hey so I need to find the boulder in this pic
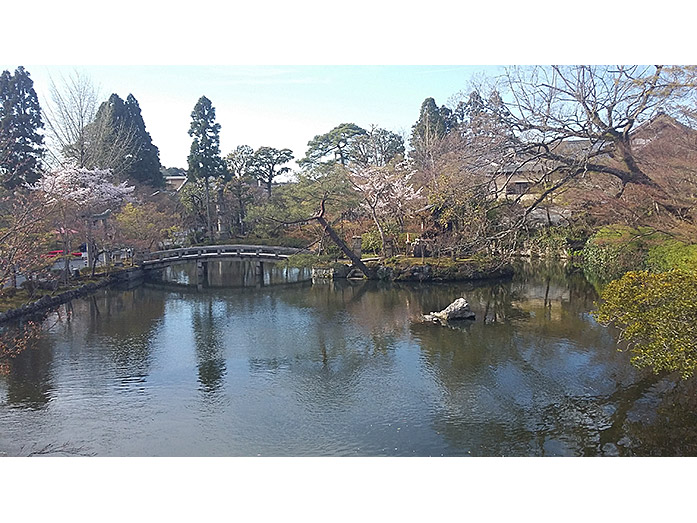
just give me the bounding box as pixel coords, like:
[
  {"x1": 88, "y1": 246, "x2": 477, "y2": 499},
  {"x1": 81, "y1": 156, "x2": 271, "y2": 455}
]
[{"x1": 425, "y1": 297, "x2": 475, "y2": 322}]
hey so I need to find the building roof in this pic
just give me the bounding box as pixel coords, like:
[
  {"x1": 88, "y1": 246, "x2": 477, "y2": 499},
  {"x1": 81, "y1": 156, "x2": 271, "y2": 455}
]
[{"x1": 164, "y1": 175, "x2": 187, "y2": 192}]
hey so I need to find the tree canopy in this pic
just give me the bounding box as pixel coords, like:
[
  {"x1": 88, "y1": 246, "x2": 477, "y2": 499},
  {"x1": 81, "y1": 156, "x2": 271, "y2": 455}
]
[
  {"x1": 348, "y1": 126, "x2": 405, "y2": 168},
  {"x1": 187, "y1": 96, "x2": 224, "y2": 182},
  {"x1": 86, "y1": 93, "x2": 138, "y2": 176},
  {"x1": 187, "y1": 96, "x2": 225, "y2": 240},
  {"x1": 251, "y1": 146, "x2": 293, "y2": 196},
  {"x1": 123, "y1": 94, "x2": 163, "y2": 186},
  {"x1": 300, "y1": 123, "x2": 367, "y2": 168},
  {"x1": 0, "y1": 66, "x2": 44, "y2": 189},
  {"x1": 84, "y1": 93, "x2": 163, "y2": 186},
  {"x1": 595, "y1": 269, "x2": 697, "y2": 378}
]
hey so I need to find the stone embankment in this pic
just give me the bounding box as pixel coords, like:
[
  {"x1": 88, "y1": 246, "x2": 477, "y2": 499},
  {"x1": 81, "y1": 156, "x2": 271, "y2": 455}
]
[
  {"x1": 0, "y1": 268, "x2": 144, "y2": 323},
  {"x1": 373, "y1": 262, "x2": 514, "y2": 282}
]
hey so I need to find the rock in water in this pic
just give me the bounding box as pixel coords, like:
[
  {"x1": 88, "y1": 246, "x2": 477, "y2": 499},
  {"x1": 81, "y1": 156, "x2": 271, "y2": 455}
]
[{"x1": 425, "y1": 297, "x2": 475, "y2": 322}]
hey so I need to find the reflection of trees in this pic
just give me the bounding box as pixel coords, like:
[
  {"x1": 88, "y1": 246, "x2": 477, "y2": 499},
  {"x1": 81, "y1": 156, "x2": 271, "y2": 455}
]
[
  {"x1": 618, "y1": 376, "x2": 697, "y2": 456},
  {"x1": 2, "y1": 335, "x2": 53, "y2": 408},
  {"x1": 245, "y1": 299, "x2": 385, "y2": 414},
  {"x1": 410, "y1": 267, "x2": 641, "y2": 456},
  {"x1": 3, "y1": 287, "x2": 165, "y2": 409},
  {"x1": 191, "y1": 299, "x2": 226, "y2": 394},
  {"x1": 83, "y1": 287, "x2": 165, "y2": 377},
  {"x1": 241, "y1": 281, "x2": 411, "y2": 415},
  {"x1": 6, "y1": 287, "x2": 167, "y2": 403}
]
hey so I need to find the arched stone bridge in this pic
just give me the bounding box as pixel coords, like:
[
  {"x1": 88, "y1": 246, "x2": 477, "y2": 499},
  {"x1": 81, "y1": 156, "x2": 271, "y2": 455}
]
[
  {"x1": 141, "y1": 244, "x2": 307, "y2": 270},
  {"x1": 140, "y1": 244, "x2": 309, "y2": 286}
]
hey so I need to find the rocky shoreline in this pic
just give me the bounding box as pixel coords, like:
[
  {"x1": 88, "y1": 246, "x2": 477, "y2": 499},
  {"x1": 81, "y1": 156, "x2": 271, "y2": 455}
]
[
  {"x1": 313, "y1": 257, "x2": 514, "y2": 283},
  {"x1": 372, "y1": 261, "x2": 514, "y2": 282}
]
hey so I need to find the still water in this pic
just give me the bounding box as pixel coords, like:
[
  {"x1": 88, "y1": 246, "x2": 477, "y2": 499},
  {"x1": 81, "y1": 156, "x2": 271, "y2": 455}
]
[{"x1": 1, "y1": 262, "x2": 695, "y2": 456}]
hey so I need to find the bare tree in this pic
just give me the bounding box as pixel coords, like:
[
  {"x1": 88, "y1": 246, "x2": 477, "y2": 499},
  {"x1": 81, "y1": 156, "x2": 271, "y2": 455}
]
[
  {"x1": 42, "y1": 71, "x2": 137, "y2": 174},
  {"x1": 416, "y1": 66, "x2": 697, "y2": 254},
  {"x1": 500, "y1": 66, "x2": 695, "y2": 191},
  {"x1": 42, "y1": 70, "x2": 100, "y2": 168}
]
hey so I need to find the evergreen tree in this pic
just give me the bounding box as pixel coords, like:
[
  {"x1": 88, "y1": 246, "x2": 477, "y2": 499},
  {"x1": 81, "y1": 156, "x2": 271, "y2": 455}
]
[
  {"x1": 86, "y1": 93, "x2": 163, "y2": 186},
  {"x1": 251, "y1": 146, "x2": 293, "y2": 197},
  {"x1": 86, "y1": 93, "x2": 137, "y2": 176},
  {"x1": 299, "y1": 123, "x2": 367, "y2": 168},
  {"x1": 409, "y1": 97, "x2": 448, "y2": 173},
  {"x1": 410, "y1": 97, "x2": 447, "y2": 148},
  {"x1": 0, "y1": 66, "x2": 44, "y2": 189},
  {"x1": 187, "y1": 96, "x2": 225, "y2": 241},
  {"x1": 124, "y1": 94, "x2": 163, "y2": 187},
  {"x1": 348, "y1": 126, "x2": 405, "y2": 168}
]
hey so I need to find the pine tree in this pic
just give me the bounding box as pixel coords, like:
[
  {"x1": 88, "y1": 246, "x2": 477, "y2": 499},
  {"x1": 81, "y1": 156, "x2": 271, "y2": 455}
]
[
  {"x1": 251, "y1": 146, "x2": 293, "y2": 196},
  {"x1": 188, "y1": 96, "x2": 225, "y2": 241},
  {"x1": 0, "y1": 66, "x2": 44, "y2": 189},
  {"x1": 300, "y1": 123, "x2": 367, "y2": 168},
  {"x1": 124, "y1": 94, "x2": 163, "y2": 187}
]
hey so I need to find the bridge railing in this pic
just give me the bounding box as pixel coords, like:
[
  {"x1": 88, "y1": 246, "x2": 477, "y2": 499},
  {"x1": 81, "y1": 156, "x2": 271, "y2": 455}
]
[{"x1": 141, "y1": 244, "x2": 307, "y2": 265}]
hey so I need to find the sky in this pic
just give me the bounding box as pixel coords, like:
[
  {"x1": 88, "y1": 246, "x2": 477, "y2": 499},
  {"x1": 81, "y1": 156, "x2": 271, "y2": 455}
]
[
  {"x1": 15, "y1": 65, "x2": 504, "y2": 171},
  {"x1": 6, "y1": 0, "x2": 691, "y2": 176}
]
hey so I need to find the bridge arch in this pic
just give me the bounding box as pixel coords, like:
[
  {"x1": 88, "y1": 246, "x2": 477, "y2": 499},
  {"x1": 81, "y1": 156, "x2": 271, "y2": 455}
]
[{"x1": 140, "y1": 244, "x2": 310, "y2": 287}]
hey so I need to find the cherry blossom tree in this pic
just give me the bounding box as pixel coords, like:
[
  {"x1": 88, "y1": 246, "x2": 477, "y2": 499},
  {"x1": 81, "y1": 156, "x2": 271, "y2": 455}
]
[
  {"x1": 32, "y1": 166, "x2": 134, "y2": 279},
  {"x1": 350, "y1": 162, "x2": 423, "y2": 255},
  {"x1": 0, "y1": 189, "x2": 53, "y2": 290}
]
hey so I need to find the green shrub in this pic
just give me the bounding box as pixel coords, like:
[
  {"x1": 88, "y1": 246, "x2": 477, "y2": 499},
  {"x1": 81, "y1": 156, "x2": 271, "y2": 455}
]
[
  {"x1": 361, "y1": 230, "x2": 382, "y2": 255},
  {"x1": 530, "y1": 226, "x2": 588, "y2": 257},
  {"x1": 594, "y1": 269, "x2": 697, "y2": 378},
  {"x1": 581, "y1": 225, "x2": 667, "y2": 283},
  {"x1": 647, "y1": 241, "x2": 697, "y2": 272}
]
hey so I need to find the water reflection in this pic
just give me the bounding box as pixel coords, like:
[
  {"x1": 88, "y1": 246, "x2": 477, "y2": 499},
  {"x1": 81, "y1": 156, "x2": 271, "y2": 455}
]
[
  {"x1": 159, "y1": 260, "x2": 311, "y2": 288},
  {"x1": 191, "y1": 300, "x2": 227, "y2": 394},
  {"x1": 3, "y1": 337, "x2": 53, "y2": 409},
  {"x1": 1, "y1": 264, "x2": 695, "y2": 456}
]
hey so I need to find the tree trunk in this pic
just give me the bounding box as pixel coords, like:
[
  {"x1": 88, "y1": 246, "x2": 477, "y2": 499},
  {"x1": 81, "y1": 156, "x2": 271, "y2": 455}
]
[
  {"x1": 86, "y1": 217, "x2": 94, "y2": 270},
  {"x1": 315, "y1": 215, "x2": 376, "y2": 279},
  {"x1": 614, "y1": 139, "x2": 656, "y2": 186},
  {"x1": 62, "y1": 231, "x2": 71, "y2": 284},
  {"x1": 216, "y1": 185, "x2": 227, "y2": 240},
  {"x1": 369, "y1": 207, "x2": 386, "y2": 257},
  {"x1": 204, "y1": 178, "x2": 213, "y2": 242},
  {"x1": 234, "y1": 181, "x2": 246, "y2": 236}
]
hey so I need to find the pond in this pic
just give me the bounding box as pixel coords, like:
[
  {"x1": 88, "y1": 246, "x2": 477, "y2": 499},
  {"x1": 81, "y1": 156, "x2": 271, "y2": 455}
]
[{"x1": 1, "y1": 261, "x2": 695, "y2": 456}]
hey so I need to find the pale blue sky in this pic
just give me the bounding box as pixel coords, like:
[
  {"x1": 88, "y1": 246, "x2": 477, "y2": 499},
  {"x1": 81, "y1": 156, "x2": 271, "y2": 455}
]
[
  {"x1": 3, "y1": 0, "x2": 685, "y2": 173},
  {"x1": 16, "y1": 65, "x2": 504, "y2": 170}
]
